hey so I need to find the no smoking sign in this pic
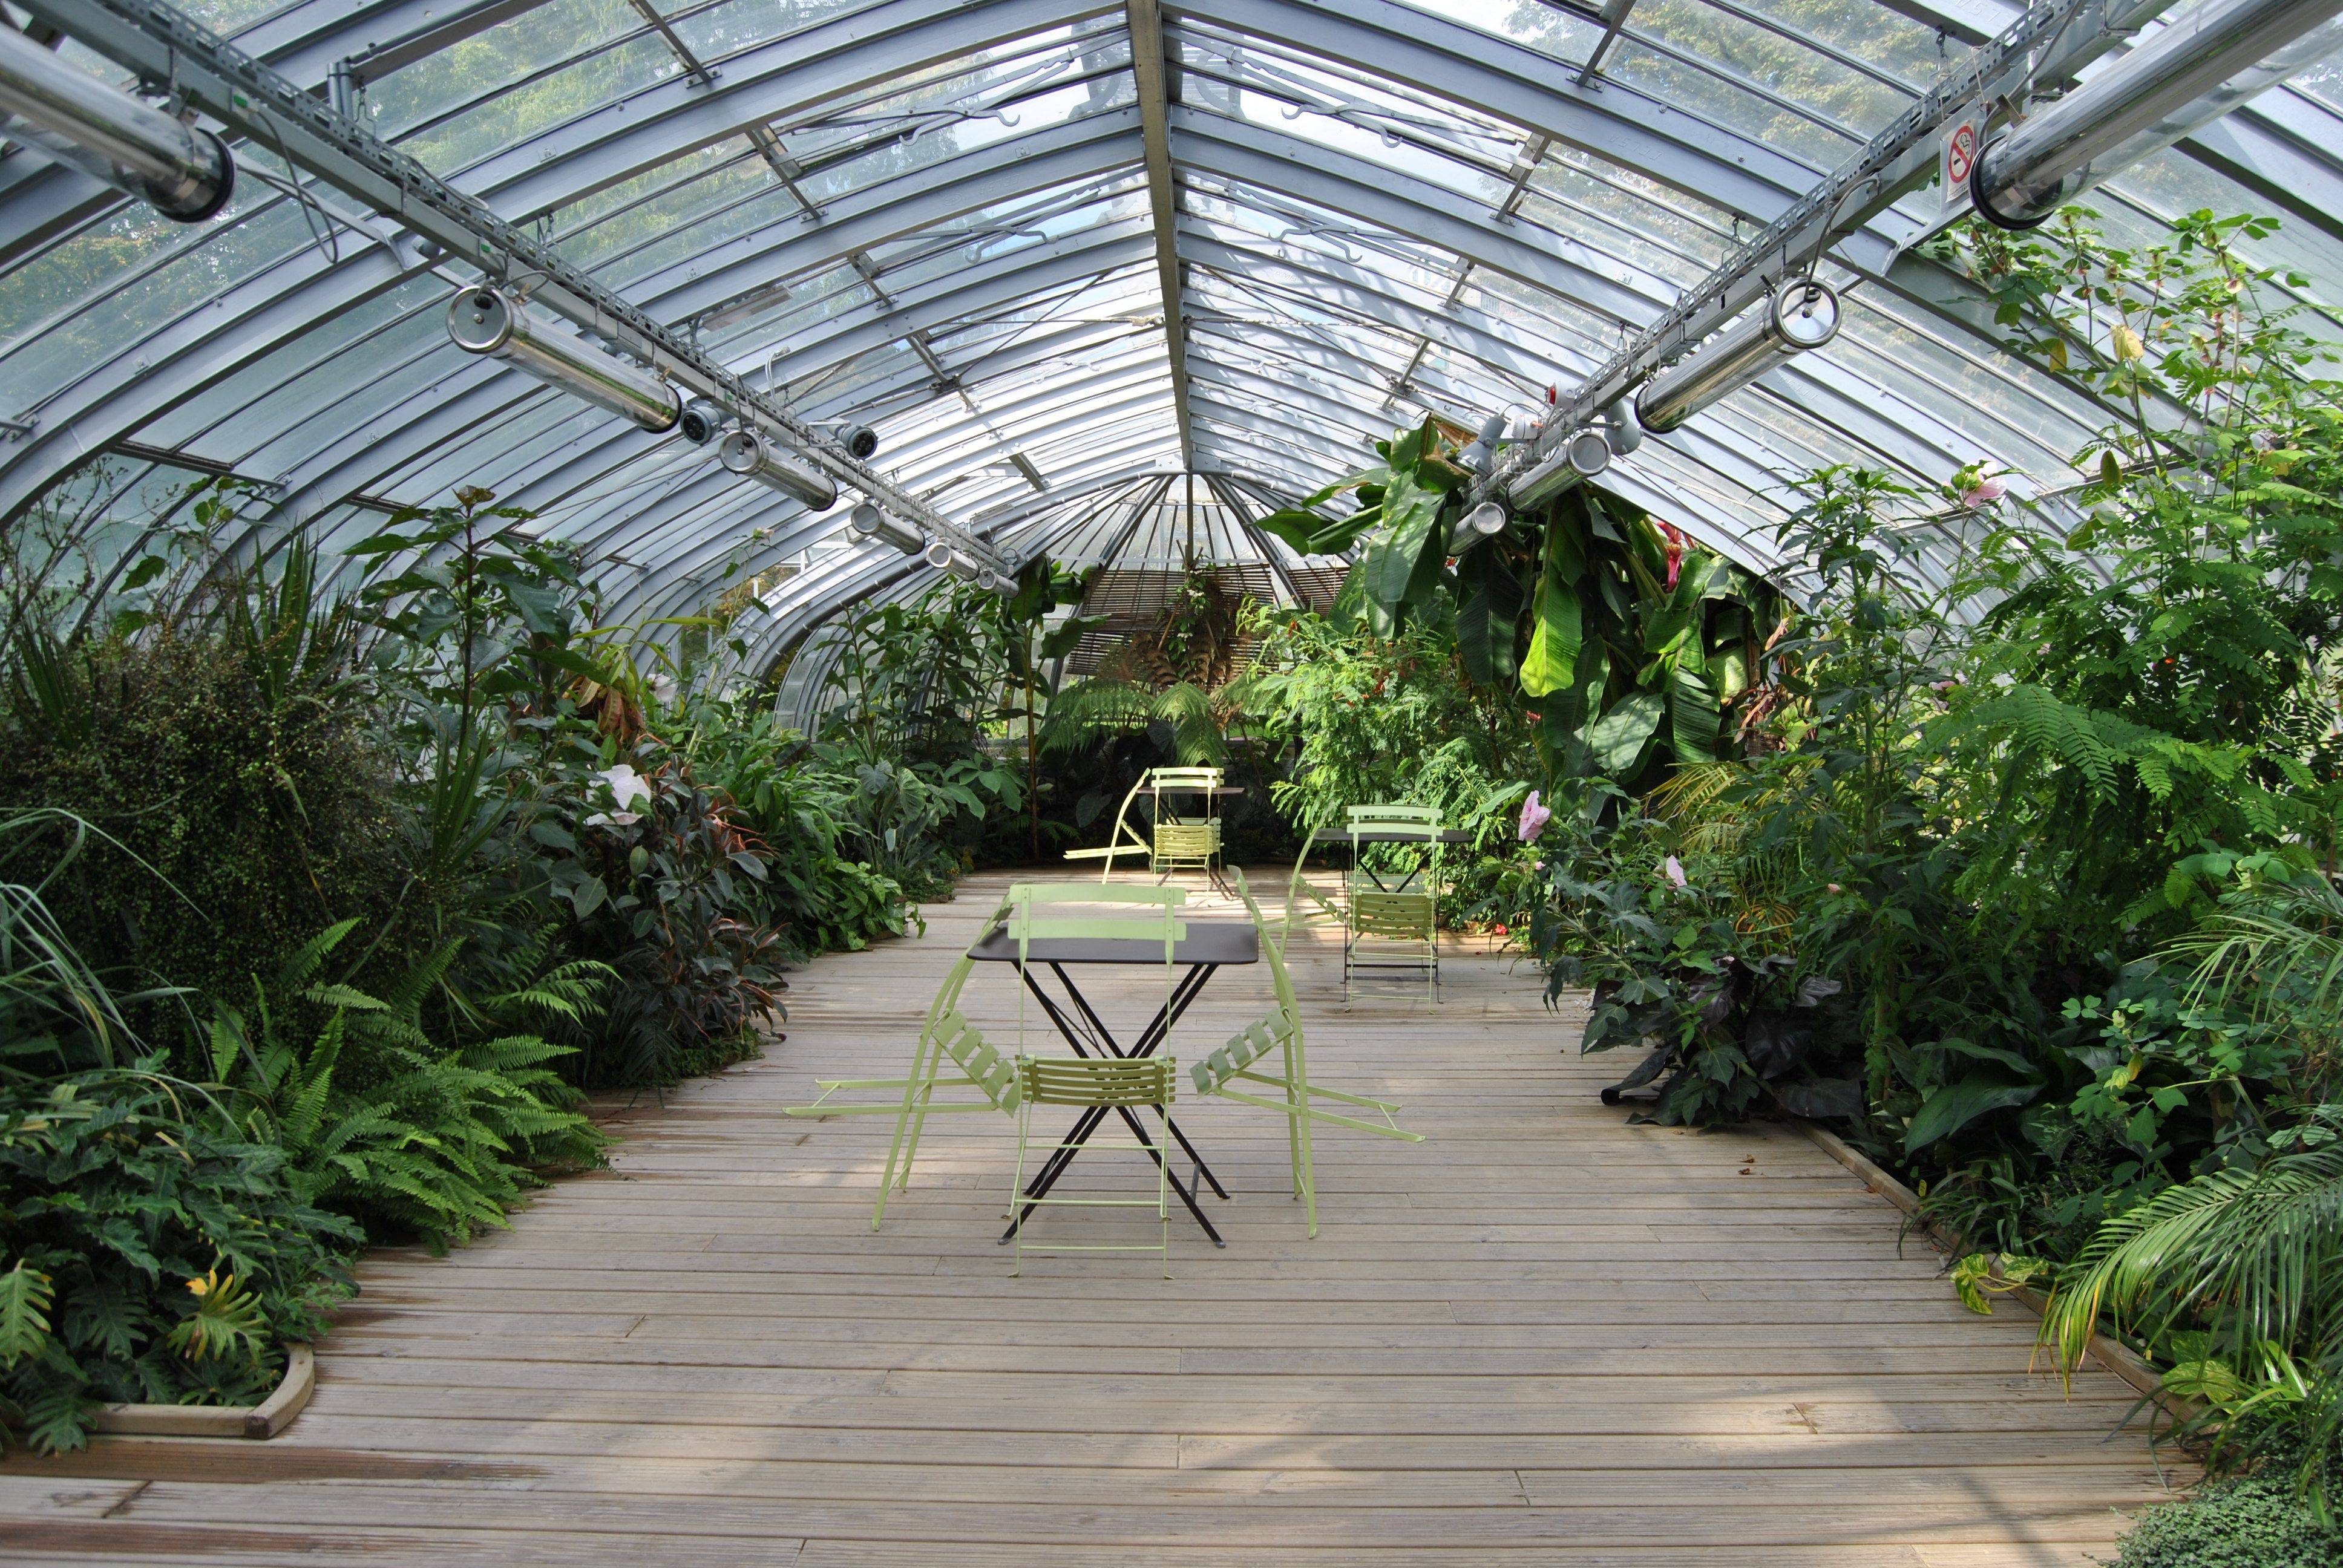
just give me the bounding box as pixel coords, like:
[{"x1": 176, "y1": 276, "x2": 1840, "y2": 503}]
[{"x1": 1942, "y1": 117, "x2": 1979, "y2": 204}]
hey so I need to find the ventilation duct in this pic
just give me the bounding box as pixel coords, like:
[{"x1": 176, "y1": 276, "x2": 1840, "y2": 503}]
[
  {"x1": 848, "y1": 500, "x2": 925, "y2": 555},
  {"x1": 716, "y1": 427, "x2": 837, "y2": 511},
  {"x1": 1972, "y1": 0, "x2": 2343, "y2": 230},
  {"x1": 447, "y1": 288, "x2": 682, "y2": 432},
  {"x1": 1636, "y1": 281, "x2": 1840, "y2": 434},
  {"x1": 0, "y1": 24, "x2": 232, "y2": 220}
]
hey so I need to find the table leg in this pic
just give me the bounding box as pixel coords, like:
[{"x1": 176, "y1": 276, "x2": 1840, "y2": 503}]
[
  {"x1": 997, "y1": 965, "x2": 1228, "y2": 1246},
  {"x1": 1047, "y1": 962, "x2": 1228, "y2": 1197}
]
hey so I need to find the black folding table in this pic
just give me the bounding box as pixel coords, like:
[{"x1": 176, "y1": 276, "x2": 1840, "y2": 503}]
[{"x1": 967, "y1": 917, "x2": 1258, "y2": 1247}]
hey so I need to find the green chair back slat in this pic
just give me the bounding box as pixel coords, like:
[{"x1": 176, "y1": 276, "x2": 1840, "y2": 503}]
[
  {"x1": 1009, "y1": 1054, "x2": 1176, "y2": 1279},
  {"x1": 1018, "y1": 1055, "x2": 1176, "y2": 1107},
  {"x1": 1352, "y1": 889, "x2": 1436, "y2": 940}
]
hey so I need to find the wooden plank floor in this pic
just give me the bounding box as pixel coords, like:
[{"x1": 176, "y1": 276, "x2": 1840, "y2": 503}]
[{"x1": 0, "y1": 871, "x2": 2180, "y2": 1565}]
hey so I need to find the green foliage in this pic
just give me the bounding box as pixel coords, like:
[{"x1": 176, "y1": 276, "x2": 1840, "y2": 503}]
[
  {"x1": 0, "y1": 1067, "x2": 359, "y2": 1451},
  {"x1": 2108, "y1": 1470, "x2": 2343, "y2": 1568},
  {"x1": 208, "y1": 920, "x2": 603, "y2": 1246}
]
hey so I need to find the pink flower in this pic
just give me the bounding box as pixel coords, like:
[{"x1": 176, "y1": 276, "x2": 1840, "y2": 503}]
[
  {"x1": 1663, "y1": 855, "x2": 1688, "y2": 889},
  {"x1": 1517, "y1": 790, "x2": 1552, "y2": 843},
  {"x1": 1959, "y1": 475, "x2": 2007, "y2": 508}
]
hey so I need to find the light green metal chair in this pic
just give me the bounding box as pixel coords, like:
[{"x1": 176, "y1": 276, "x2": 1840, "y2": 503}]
[
  {"x1": 1144, "y1": 766, "x2": 1225, "y2": 880},
  {"x1": 1189, "y1": 869, "x2": 1422, "y2": 1236},
  {"x1": 1061, "y1": 766, "x2": 1226, "y2": 883},
  {"x1": 1010, "y1": 1054, "x2": 1177, "y2": 1279},
  {"x1": 1343, "y1": 804, "x2": 1442, "y2": 999}
]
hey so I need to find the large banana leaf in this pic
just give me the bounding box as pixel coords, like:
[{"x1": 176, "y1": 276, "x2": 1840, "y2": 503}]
[
  {"x1": 1457, "y1": 547, "x2": 1524, "y2": 686},
  {"x1": 1586, "y1": 690, "x2": 1666, "y2": 774},
  {"x1": 1360, "y1": 464, "x2": 1445, "y2": 610},
  {"x1": 1670, "y1": 664, "x2": 1723, "y2": 762},
  {"x1": 1522, "y1": 494, "x2": 1593, "y2": 698}
]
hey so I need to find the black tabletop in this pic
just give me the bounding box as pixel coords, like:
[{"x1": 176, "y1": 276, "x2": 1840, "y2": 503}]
[
  {"x1": 968, "y1": 918, "x2": 1259, "y2": 967},
  {"x1": 1309, "y1": 827, "x2": 1472, "y2": 846}
]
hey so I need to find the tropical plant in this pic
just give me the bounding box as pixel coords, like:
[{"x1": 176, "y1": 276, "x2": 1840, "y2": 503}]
[{"x1": 0, "y1": 1065, "x2": 359, "y2": 1451}]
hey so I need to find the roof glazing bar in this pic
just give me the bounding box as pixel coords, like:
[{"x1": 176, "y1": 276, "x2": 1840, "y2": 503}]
[{"x1": 1129, "y1": 0, "x2": 1193, "y2": 466}]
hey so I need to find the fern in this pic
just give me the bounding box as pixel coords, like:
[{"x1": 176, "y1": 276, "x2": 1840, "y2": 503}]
[{"x1": 0, "y1": 1263, "x2": 53, "y2": 1366}]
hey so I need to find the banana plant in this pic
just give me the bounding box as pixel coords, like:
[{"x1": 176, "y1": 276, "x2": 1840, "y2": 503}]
[{"x1": 1265, "y1": 416, "x2": 1781, "y2": 785}]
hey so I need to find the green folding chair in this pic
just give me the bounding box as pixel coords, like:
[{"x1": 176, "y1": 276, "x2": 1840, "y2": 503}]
[
  {"x1": 1189, "y1": 868, "x2": 1422, "y2": 1237},
  {"x1": 1011, "y1": 1054, "x2": 1178, "y2": 1279},
  {"x1": 1343, "y1": 804, "x2": 1442, "y2": 999},
  {"x1": 1142, "y1": 766, "x2": 1226, "y2": 880},
  {"x1": 1064, "y1": 767, "x2": 1227, "y2": 883}
]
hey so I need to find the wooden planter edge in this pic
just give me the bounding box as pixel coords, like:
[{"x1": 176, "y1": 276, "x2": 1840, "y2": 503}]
[
  {"x1": 88, "y1": 1342, "x2": 315, "y2": 1440},
  {"x1": 1796, "y1": 1123, "x2": 2189, "y2": 1416}
]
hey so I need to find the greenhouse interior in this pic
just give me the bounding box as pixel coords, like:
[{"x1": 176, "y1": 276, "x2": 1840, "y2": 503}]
[{"x1": 1, "y1": 0, "x2": 2341, "y2": 1561}]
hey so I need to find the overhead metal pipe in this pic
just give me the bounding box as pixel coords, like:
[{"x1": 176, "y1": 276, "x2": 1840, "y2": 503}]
[
  {"x1": 1636, "y1": 281, "x2": 1840, "y2": 434},
  {"x1": 847, "y1": 500, "x2": 926, "y2": 555},
  {"x1": 0, "y1": 21, "x2": 231, "y2": 220},
  {"x1": 923, "y1": 540, "x2": 982, "y2": 581},
  {"x1": 1602, "y1": 396, "x2": 1643, "y2": 457},
  {"x1": 447, "y1": 287, "x2": 681, "y2": 432},
  {"x1": 716, "y1": 426, "x2": 837, "y2": 511},
  {"x1": 1973, "y1": 0, "x2": 2343, "y2": 229},
  {"x1": 1447, "y1": 498, "x2": 1508, "y2": 554}
]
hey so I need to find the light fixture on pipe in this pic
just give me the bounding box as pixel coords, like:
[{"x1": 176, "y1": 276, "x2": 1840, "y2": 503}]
[
  {"x1": 1458, "y1": 411, "x2": 1508, "y2": 474},
  {"x1": 923, "y1": 540, "x2": 982, "y2": 581},
  {"x1": 677, "y1": 399, "x2": 731, "y2": 445},
  {"x1": 1971, "y1": 0, "x2": 2343, "y2": 230},
  {"x1": 0, "y1": 24, "x2": 232, "y2": 220},
  {"x1": 1447, "y1": 499, "x2": 1508, "y2": 554},
  {"x1": 716, "y1": 427, "x2": 837, "y2": 511},
  {"x1": 975, "y1": 567, "x2": 1010, "y2": 595},
  {"x1": 847, "y1": 500, "x2": 925, "y2": 555},
  {"x1": 447, "y1": 288, "x2": 682, "y2": 431},
  {"x1": 1564, "y1": 428, "x2": 1613, "y2": 477},
  {"x1": 1602, "y1": 397, "x2": 1643, "y2": 457},
  {"x1": 1635, "y1": 280, "x2": 1840, "y2": 434},
  {"x1": 835, "y1": 423, "x2": 879, "y2": 461}
]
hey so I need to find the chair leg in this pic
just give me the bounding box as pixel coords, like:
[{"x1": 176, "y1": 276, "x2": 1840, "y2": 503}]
[
  {"x1": 1009, "y1": 1099, "x2": 1030, "y2": 1278},
  {"x1": 1286, "y1": 1032, "x2": 1319, "y2": 1237},
  {"x1": 872, "y1": 1033, "x2": 940, "y2": 1232}
]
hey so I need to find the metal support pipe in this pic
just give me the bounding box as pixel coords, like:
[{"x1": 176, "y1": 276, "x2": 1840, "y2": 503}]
[
  {"x1": 718, "y1": 427, "x2": 837, "y2": 511},
  {"x1": 1634, "y1": 280, "x2": 1841, "y2": 434},
  {"x1": 1973, "y1": 0, "x2": 2343, "y2": 229},
  {"x1": 446, "y1": 287, "x2": 681, "y2": 431},
  {"x1": 1446, "y1": 498, "x2": 1507, "y2": 554},
  {"x1": 0, "y1": 21, "x2": 231, "y2": 219}
]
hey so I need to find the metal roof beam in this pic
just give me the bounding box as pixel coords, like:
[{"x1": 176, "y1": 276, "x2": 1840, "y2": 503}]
[{"x1": 1129, "y1": 0, "x2": 1193, "y2": 465}]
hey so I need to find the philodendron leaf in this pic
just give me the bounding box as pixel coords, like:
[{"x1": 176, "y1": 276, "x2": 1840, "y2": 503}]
[
  {"x1": 1584, "y1": 690, "x2": 1665, "y2": 774},
  {"x1": 1903, "y1": 1073, "x2": 2043, "y2": 1152}
]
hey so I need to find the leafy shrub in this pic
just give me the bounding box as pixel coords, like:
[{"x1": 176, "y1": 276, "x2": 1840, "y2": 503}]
[
  {"x1": 0, "y1": 1066, "x2": 358, "y2": 1451},
  {"x1": 2108, "y1": 1471, "x2": 2343, "y2": 1568},
  {"x1": 0, "y1": 615, "x2": 399, "y2": 1054}
]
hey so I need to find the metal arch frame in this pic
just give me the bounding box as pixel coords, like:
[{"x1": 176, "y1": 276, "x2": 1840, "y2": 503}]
[
  {"x1": 15, "y1": 0, "x2": 1020, "y2": 571},
  {"x1": 5, "y1": 0, "x2": 2341, "y2": 633},
  {"x1": 0, "y1": 0, "x2": 2052, "y2": 543}
]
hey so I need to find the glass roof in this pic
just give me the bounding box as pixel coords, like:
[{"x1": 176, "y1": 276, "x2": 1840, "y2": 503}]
[{"x1": 5, "y1": 0, "x2": 2343, "y2": 670}]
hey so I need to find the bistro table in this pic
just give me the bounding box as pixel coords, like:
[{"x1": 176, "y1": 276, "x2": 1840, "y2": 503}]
[
  {"x1": 1305, "y1": 825, "x2": 1473, "y2": 895},
  {"x1": 968, "y1": 914, "x2": 1258, "y2": 1247}
]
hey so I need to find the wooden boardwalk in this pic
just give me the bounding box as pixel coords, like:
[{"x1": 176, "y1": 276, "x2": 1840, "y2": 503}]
[{"x1": 1, "y1": 872, "x2": 2177, "y2": 1564}]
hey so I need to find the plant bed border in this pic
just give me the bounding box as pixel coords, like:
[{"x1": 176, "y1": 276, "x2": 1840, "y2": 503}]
[
  {"x1": 88, "y1": 1343, "x2": 315, "y2": 1440},
  {"x1": 1797, "y1": 1124, "x2": 2191, "y2": 1417}
]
